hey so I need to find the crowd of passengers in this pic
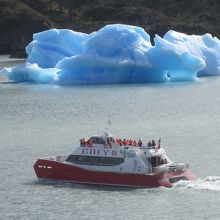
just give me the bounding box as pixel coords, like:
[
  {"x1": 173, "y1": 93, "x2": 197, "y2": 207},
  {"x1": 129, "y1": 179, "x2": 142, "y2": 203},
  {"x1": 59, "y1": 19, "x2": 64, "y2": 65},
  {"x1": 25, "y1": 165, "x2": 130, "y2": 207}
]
[{"x1": 80, "y1": 138, "x2": 159, "y2": 148}]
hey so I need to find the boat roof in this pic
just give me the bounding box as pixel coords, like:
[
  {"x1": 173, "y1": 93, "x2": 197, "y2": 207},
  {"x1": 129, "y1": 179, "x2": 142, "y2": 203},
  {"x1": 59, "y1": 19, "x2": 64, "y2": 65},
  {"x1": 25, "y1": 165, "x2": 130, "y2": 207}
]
[{"x1": 91, "y1": 132, "x2": 113, "y2": 139}]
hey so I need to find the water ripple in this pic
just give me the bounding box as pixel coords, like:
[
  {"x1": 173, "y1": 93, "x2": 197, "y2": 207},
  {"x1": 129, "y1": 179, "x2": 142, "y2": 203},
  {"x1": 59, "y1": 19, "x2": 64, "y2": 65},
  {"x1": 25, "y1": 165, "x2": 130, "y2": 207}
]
[{"x1": 173, "y1": 176, "x2": 220, "y2": 192}]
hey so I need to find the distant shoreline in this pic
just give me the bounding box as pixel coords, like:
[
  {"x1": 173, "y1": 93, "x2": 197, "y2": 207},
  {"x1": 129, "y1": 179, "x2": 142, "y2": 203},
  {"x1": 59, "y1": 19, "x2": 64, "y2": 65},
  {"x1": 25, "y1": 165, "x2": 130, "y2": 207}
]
[
  {"x1": 0, "y1": 54, "x2": 26, "y2": 62},
  {"x1": 0, "y1": 55, "x2": 26, "y2": 68}
]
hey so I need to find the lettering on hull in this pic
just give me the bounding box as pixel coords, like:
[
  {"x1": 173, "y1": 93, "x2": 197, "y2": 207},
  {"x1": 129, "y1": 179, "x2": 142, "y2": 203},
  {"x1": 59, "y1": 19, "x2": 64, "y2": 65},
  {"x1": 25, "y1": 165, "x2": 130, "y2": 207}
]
[{"x1": 82, "y1": 148, "x2": 118, "y2": 157}]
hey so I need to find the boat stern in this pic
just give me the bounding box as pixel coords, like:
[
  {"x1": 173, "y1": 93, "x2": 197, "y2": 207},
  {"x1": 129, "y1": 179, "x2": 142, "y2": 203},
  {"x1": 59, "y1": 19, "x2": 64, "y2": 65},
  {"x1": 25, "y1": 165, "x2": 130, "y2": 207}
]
[{"x1": 158, "y1": 168, "x2": 196, "y2": 187}]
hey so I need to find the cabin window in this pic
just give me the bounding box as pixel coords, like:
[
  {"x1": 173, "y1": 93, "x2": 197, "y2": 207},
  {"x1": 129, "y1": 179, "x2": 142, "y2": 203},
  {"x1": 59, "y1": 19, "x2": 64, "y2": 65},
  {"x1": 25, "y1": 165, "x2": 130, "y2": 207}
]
[
  {"x1": 89, "y1": 137, "x2": 106, "y2": 145},
  {"x1": 148, "y1": 156, "x2": 166, "y2": 167},
  {"x1": 66, "y1": 155, "x2": 124, "y2": 166},
  {"x1": 148, "y1": 156, "x2": 162, "y2": 167},
  {"x1": 107, "y1": 137, "x2": 115, "y2": 143}
]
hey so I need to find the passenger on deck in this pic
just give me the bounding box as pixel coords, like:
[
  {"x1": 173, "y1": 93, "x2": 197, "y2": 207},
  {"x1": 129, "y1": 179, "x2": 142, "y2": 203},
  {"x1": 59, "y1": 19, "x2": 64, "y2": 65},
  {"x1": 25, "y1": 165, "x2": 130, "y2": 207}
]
[
  {"x1": 151, "y1": 140, "x2": 156, "y2": 146},
  {"x1": 129, "y1": 139, "x2": 133, "y2": 146},
  {"x1": 88, "y1": 139, "x2": 93, "y2": 147},
  {"x1": 158, "y1": 143, "x2": 161, "y2": 149},
  {"x1": 80, "y1": 139, "x2": 83, "y2": 145},
  {"x1": 160, "y1": 158, "x2": 164, "y2": 165},
  {"x1": 80, "y1": 138, "x2": 87, "y2": 146},
  {"x1": 118, "y1": 139, "x2": 122, "y2": 146},
  {"x1": 138, "y1": 139, "x2": 142, "y2": 147},
  {"x1": 107, "y1": 138, "x2": 112, "y2": 147},
  {"x1": 147, "y1": 141, "x2": 151, "y2": 147},
  {"x1": 123, "y1": 139, "x2": 128, "y2": 146},
  {"x1": 133, "y1": 140, "x2": 137, "y2": 147}
]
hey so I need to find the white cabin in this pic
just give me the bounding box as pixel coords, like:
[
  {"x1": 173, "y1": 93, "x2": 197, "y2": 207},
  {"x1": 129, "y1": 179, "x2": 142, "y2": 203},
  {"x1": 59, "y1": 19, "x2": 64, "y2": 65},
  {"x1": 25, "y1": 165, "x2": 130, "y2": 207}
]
[{"x1": 64, "y1": 132, "x2": 186, "y2": 175}]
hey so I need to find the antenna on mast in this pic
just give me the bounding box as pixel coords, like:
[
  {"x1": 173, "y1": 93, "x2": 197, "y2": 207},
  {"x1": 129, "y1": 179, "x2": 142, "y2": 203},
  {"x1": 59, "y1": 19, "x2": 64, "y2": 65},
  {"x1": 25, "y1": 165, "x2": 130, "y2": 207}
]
[
  {"x1": 106, "y1": 119, "x2": 111, "y2": 132},
  {"x1": 105, "y1": 113, "x2": 113, "y2": 132}
]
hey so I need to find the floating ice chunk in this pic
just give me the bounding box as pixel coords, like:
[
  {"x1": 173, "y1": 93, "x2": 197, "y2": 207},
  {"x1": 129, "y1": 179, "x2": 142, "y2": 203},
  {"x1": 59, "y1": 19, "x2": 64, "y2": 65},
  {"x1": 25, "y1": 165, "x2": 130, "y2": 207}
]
[
  {"x1": 55, "y1": 25, "x2": 204, "y2": 84},
  {"x1": 1, "y1": 24, "x2": 220, "y2": 85}
]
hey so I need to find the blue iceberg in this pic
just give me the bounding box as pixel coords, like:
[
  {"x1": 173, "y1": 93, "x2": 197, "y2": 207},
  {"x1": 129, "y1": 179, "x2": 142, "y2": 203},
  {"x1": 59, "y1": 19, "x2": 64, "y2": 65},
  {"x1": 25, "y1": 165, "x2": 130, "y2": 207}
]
[{"x1": 1, "y1": 24, "x2": 220, "y2": 85}]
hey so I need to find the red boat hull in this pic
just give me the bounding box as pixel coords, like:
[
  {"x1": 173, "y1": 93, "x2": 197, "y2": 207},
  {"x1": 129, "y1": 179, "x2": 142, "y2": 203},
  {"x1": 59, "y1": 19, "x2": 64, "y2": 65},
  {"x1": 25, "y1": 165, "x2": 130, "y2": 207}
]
[{"x1": 34, "y1": 159, "x2": 196, "y2": 188}]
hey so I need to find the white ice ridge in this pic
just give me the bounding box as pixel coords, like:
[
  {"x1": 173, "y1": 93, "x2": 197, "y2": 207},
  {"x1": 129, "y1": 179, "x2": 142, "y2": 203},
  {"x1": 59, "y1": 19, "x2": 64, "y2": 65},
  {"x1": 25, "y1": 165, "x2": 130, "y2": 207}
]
[{"x1": 1, "y1": 24, "x2": 220, "y2": 84}]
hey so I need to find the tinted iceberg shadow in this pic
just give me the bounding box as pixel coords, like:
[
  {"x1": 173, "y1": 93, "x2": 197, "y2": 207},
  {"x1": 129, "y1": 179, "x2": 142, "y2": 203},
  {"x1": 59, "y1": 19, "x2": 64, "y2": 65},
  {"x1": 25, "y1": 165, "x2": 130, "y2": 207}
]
[{"x1": 2, "y1": 24, "x2": 219, "y2": 85}]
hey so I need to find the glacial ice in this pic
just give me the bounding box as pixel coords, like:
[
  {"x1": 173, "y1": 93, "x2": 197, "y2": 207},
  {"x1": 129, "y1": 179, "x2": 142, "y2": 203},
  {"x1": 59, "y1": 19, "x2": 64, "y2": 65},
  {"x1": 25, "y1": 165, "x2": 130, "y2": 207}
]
[{"x1": 1, "y1": 24, "x2": 220, "y2": 85}]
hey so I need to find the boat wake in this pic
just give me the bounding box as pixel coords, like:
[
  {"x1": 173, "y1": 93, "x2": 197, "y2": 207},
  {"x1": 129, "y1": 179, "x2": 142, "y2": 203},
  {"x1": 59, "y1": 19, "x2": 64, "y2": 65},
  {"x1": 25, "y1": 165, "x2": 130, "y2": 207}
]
[{"x1": 173, "y1": 176, "x2": 220, "y2": 192}]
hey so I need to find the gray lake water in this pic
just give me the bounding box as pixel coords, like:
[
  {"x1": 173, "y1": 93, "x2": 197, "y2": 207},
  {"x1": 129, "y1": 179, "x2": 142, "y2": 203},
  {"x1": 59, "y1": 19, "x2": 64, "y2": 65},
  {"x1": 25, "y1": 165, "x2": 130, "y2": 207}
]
[{"x1": 0, "y1": 58, "x2": 220, "y2": 220}]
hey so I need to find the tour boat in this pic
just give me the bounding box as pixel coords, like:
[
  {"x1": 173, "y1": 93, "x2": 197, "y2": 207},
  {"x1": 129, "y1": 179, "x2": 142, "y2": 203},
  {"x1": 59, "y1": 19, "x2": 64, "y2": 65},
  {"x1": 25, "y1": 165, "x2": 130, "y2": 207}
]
[{"x1": 34, "y1": 132, "x2": 196, "y2": 188}]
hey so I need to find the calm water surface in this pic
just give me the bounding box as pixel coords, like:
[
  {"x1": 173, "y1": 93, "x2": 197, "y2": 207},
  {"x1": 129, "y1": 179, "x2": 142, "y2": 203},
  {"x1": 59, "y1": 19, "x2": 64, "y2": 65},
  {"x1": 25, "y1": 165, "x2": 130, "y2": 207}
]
[{"x1": 0, "y1": 59, "x2": 220, "y2": 220}]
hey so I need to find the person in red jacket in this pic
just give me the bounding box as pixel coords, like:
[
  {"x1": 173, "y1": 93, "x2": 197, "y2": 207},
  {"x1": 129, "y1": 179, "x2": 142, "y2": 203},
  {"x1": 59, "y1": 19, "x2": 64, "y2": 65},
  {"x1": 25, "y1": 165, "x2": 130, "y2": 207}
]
[
  {"x1": 88, "y1": 139, "x2": 93, "y2": 147},
  {"x1": 123, "y1": 139, "x2": 127, "y2": 146},
  {"x1": 129, "y1": 139, "x2": 133, "y2": 146},
  {"x1": 118, "y1": 139, "x2": 123, "y2": 146}
]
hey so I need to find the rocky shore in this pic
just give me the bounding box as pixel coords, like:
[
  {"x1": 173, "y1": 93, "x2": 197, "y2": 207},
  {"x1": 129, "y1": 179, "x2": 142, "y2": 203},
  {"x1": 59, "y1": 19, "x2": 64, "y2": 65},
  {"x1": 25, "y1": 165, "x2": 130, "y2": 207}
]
[{"x1": 1, "y1": 0, "x2": 220, "y2": 58}]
